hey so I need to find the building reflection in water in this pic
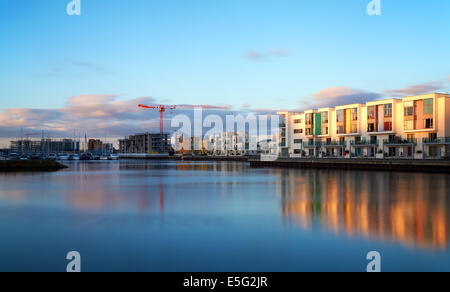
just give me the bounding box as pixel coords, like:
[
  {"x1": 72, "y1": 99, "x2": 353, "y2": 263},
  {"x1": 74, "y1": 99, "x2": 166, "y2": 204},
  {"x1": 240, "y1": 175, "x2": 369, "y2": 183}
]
[{"x1": 277, "y1": 169, "x2": 450, "y2": 250}]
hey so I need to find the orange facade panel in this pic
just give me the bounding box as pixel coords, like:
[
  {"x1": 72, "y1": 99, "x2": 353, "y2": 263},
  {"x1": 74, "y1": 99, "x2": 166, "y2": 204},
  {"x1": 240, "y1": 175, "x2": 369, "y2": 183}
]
[{"x1": 416, "y1": 100, "x2": 424, "y2": 130}]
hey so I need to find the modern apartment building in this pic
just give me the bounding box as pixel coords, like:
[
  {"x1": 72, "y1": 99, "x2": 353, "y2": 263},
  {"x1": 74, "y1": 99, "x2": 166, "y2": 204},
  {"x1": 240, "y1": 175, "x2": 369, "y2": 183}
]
[
  {"x1": 118, "y1": 133, "x2": 170, "y2": 154},
  {"x1": 278, "y1": 93, "x2": 450, "y2": 159}
]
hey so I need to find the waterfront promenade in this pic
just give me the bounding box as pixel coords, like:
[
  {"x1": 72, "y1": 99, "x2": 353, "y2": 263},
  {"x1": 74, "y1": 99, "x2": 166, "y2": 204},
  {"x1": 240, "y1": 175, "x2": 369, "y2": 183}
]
[
  {"x1": 249, "y1": 158, "x2": 450, "y2": 173},
  {"x1": 118, "y1": 154, "x2": 450, "y2": 173}
]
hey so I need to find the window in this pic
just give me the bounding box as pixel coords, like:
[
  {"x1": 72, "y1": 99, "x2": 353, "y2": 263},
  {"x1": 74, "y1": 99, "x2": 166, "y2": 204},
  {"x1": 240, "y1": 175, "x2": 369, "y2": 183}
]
[
  {"x1": 322, "y1": 127, "x2": 329, "y2": 135},
  {"x1": 384, "y1": 122, "x2": 393, "y2": 131},
  {"x1": 424, "y1": 99, "x2": 433, "y2": 114},
  {"x1": 368, "y1": 106, "x2": 376, "y2": 120},
  {"x1": 294, "y1": 149, "x2": 301, "y2": 154},
  {"x1": 337, "y1": 126, "x2": 345, "y2": 134},
  {"x1": 294, "y1": 139, "x2": 303, "y2": 144},
  {"x1": 367, "y1": 123, "x2": 376, "y2": 132},
  {"x1": 305, "y1": 114, "x2": 313, "y2": 125},
  {"x1": 321, "y1": 112, "x2": 329, "y2": 124},
  {"x1": 305, "y1": 128, "x2": 312, "y2": 136},
  {"x1": 404, "y1": 120, "x2": 414, "y2": 130},
  {"x1": 424, "y1": 119, "x2": 433, "y2": 129},
  {"x1": 384, "y1": 104, "x2": 393, "y2": 118},
  {"x1": 404, "y1": 106, "x2": 414, "y2": 117},
  {"x1": 294, "y1": 119, "x2": 302, "y2": 124},
  {"x1": 294, "y1": 129, "x2": 303, "y2": 134},
  {"x1": 351, "y1": 108, "x2": 358, "y2": 121},
  {"x1": 350, "y1": 124, "x2": 358, "y2": 133},
  {"x1": 337, "y1": 110, "x2": 344, "y2": 123}
]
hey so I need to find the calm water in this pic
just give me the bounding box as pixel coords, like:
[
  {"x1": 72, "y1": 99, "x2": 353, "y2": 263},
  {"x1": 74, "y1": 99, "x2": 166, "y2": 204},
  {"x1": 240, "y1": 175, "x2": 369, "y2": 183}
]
[{"x1": 0, "y1": 160, "x2": 449, "y2": 272}]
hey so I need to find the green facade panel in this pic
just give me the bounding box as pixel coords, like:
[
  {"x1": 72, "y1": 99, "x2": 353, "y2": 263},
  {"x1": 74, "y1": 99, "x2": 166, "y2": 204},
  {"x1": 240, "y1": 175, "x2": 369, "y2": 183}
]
[{"x1": 314, "y1": 113, "x2": 322, "y2": 136}]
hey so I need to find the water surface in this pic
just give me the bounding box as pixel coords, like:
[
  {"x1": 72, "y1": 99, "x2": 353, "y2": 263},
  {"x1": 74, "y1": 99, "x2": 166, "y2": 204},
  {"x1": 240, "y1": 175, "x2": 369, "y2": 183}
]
[{"x1": 0, "y1": 160, "x2": 449, "y2": 272}]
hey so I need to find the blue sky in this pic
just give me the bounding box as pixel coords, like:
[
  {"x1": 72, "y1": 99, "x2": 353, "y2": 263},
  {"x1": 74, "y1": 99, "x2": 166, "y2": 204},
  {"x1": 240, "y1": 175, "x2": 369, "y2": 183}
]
[{"x1": 0, "y1": 0, "x2": 449, "y2": 143}]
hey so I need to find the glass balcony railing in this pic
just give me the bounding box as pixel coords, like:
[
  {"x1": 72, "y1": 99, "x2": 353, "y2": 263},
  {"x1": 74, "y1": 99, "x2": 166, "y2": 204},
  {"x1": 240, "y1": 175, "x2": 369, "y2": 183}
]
[
  {"x1": 350, "y1": 140, "x2": 379, "y2": 146},
  {"x1": 383, "y1": 137, "x2": 417, "y2": 145},
  {"x1": 302, "y1": 141, "x2": 322, "y2": 147},
  {"x1": 322, "y1": 141, "x2": 346, "y2": 146},
  {"x1": 422, "y1": 137, "x2": 450, "y2": 143}
]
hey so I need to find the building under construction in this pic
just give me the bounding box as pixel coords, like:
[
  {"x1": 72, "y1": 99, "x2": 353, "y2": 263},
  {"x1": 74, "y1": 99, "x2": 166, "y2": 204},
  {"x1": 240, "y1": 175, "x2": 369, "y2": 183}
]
[
  {"x1": 10, "y1": 139, "x2": 80, "y2": 154},
  {"x1": 119, "y1": 133, "x2": 170, "y2": 154}
]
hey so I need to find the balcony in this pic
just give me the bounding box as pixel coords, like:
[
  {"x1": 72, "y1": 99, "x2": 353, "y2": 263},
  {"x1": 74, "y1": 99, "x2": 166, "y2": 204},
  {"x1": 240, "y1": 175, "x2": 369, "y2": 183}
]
[
  {"x1": 302, "y1": 141, "x2": 321, "y2": 148},
  {"x1": 422, "y1": 137, "x2": 450, "y2": 144},
  {"x1": 383, "y1": 137, "x2": 417, "y2": 145},
  {"x1": 350, "y1": 139, "x2": 379, "y2": 146},
  {"x1": 322, "y1": 140, "x2": 345, "y2": 146}
]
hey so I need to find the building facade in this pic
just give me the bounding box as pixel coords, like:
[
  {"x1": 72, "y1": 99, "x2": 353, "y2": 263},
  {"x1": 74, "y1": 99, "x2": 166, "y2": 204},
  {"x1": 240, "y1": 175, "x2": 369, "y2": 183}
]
[
  {"x1": 10, "y1": 139, "x2": 80, "y2": 154},
  {"x1": 278, "y1": 93, "x2": 450, "y2": 159},
  {"x1": 119, "y1": 133, "x2": 170, "y2": 153}
]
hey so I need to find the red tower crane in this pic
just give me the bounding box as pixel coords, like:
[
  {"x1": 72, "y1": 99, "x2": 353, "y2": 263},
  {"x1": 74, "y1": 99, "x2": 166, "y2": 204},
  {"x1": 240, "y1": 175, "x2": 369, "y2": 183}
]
[{"x1": 138, "y1": 104, "x2": 228, "y2": 134}]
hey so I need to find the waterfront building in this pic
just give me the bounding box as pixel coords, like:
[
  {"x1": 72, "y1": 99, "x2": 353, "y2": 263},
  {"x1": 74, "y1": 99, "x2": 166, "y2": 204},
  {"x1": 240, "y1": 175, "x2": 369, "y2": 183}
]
[
  {"x1": 278, "y1": 93, "x2": 450, "y2": 159},
  {"x1": 88, "y1": 139, "x2": 103, "y2": 152},
  {"x1": 119, "y1": 132, "x2": 170, "y2": 154},
  {"x1": 10, "y1": 139, "x2": 80, "y2": 154},
  {"x1": 207, "y1": 132, "x2": 258, "y2": 156}
]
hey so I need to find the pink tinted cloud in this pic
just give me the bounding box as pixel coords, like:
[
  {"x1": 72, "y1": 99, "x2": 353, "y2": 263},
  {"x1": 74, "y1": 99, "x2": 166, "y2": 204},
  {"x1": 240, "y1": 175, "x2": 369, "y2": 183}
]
[
  {"x1": 302, "y1": 86, "x2": 380, "y2": 109},
  {"x1": 383, "y1": 81, "x2": 444, "y2": 97},
  {"x1": 0, "y1": 95, "x2": 233, "y2": 139}
]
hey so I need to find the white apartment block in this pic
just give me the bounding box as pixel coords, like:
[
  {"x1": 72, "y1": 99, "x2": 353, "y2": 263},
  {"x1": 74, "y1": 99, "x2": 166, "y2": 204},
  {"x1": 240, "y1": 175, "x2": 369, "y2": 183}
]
[{"x1": 278, "y1": 93, "x2": 450, "y2": 159}]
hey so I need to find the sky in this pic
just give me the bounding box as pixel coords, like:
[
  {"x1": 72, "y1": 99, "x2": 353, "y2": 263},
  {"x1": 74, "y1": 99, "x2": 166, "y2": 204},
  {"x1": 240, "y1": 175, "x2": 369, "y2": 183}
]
[{"x1": 0, "y1": 0, "x2": 449, "y2": 146}]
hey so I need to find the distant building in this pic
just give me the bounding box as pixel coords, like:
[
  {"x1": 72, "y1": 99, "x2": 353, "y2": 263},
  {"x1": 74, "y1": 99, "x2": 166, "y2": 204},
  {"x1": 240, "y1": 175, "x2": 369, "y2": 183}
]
[
  {"x1": 88, "y1": 139, "x2": 103, "y2": 152},
  {"x1": 119, "y1": 133, "x2": 170, "y2": 153},
  {"x1": 10, "y1": 139, "x2": 80, "y2": 154}
]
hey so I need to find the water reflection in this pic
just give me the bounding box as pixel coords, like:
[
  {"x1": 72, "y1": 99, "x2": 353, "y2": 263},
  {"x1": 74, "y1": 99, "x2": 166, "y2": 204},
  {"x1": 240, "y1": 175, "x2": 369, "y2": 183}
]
[{"x1": 278, "y1": 169, "x2": 450, "y2": 250}]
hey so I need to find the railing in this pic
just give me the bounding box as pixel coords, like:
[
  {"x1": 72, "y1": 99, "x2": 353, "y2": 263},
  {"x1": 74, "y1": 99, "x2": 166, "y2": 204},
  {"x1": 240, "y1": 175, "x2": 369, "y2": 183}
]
[
  {"x1": 302, "y1": 142, "x2": 322, "y2": 147},
  {"x1": 383, "y1": 137, "x2": 417, "y2": 145},
  {"x1": 350, "y1": 139, "x2": 378, "y2": 146},
  {"x1": 322, "y1": 141, "x2": 346, "y2": 146},
  {"x1": 422, "y1": 137, "x2": 450, "y2": 144}
]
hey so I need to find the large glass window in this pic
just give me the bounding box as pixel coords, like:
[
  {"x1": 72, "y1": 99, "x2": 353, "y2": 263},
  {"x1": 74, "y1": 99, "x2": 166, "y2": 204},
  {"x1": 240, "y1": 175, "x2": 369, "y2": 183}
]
[
  {"x1": 404, "y1": 106, "x2": 414, "y2": 117},
  {"x1": 305, "y1": 114, "x2": 313, "y2": 125},
  {"x1": 367, "y1": 106, "x2": 376, "y2": 119},
  {"x1": 321, "y1": 112, "x2": 329, "y2": 124},
  {"x1": 337, "y1": 110, "x2": 344, "y2": 123},
  {"x1": 337, "y1": 126, "x2": 345, "y2": 134},
  {"x1": 424, "y1": 119, "x2": 433, "y2": 129},
  {"x1": 384, "y1": 104, "x2": 393, "y2": 118},
  {"x1": 351, "y1": 108, "x2": 358, "y2": 121},
  {"x1": 424, "y1": 99, "x2": 433, "y2": 114},
  {"x1": 367, "y1": 123, "x2": 375, "y2": 132},
  {"x1": 305, "y1": 128, "x2": 312, "y2": 136}
]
